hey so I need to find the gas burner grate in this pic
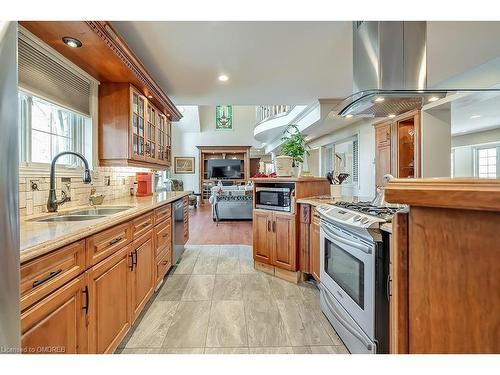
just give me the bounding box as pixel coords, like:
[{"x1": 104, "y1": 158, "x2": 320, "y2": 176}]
[{"x1": 334, "y1": 201, "x2": 399, "y2": 220}]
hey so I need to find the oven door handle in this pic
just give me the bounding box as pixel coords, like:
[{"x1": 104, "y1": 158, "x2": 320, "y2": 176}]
[
  {"x1": 321, "y1": 224, "x2": 372, "y2": 254},
  {"x1": 320, "y1": 284, "x2": 374, "y2": 352}
]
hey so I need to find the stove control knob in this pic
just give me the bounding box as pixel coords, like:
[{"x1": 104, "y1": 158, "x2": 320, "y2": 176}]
[
  {"x1": 361, "y1": 217, "x2": 370, "y2": 224},
  {"x1": 353, "y1": 215, "x2": 362, "y2": 221}
]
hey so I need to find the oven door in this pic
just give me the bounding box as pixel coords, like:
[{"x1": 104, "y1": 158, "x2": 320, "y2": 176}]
[{"x1": 320, "y1": 221, "x2": 375, "y2": 337}]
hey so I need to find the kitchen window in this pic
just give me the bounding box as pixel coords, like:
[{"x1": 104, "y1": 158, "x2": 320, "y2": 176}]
[
  {"x1": 475, "y1": 146, "x2": 499, "y2": 179},
  {"x1": 19, "y1": 91, "x2": 92, "y2": 167},
  {"x1": 323, "y1": 135, "x2": 359, "y2": 185}
]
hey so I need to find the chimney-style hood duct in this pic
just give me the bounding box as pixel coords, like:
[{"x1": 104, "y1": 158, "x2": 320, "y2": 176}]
[{"x1": 338, "y1": 21, "x2": 451, "y2": 118}]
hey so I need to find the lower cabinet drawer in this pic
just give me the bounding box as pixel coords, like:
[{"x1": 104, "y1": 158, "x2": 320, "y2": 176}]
[
  {"x1": 132, "y1": 213, "x2": 154, "y2": 240},
  {"x1": 87, "y1": 222, "x2": 132, "y2": 266},
  {"x1": 154, "y1": 219, "x2": 171, "y2": 257},
  {"x1": 21, "y1": 240, "x2": 86, "y2": 312},
  {"x1": 155, "y1": 247, "x2": 172, "y2": 285}
]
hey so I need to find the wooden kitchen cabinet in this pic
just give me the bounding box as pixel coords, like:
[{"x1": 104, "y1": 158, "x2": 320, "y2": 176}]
[
  {"x1": 21, "y1": 275, "x2": 88, "y2": 354},
  {"x1": 253, "y1": 209, "x2": 296, "y2": 271},
  {"x1": 130, "y1": 233, "x2": 155, "y2": 323},
  {"x1": 310, "y1": 209, "x2": 321, "y2": 282},
  {"x1": 374, "y1": 110, "x2": 420, "y2": 187},
  {"x1": 99, "y1": 83, "x2": 172, "y2": 169},
  {"x1": 272, "y1": 212, "x2": 296, "y2": 271},
  {"x1": 253, "y1": 209, "x2": 273, "y2": 264},
  {"x1": 87, "y1": 245, "x2": 131, "y2": 354},
  {"x1": 20, "y1": 198, "x2": 187, "y2": 354}
]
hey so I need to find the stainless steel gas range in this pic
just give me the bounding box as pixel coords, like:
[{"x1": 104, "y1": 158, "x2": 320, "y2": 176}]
[{"x1": 317, "y1": 201, "x2": 398, "y2": 354}]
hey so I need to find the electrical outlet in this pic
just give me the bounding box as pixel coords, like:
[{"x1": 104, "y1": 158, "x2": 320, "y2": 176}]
[
  {"x1": 30, "y1": 179, "x2": 40, "y2": 191},
  {"x1": 104, "y1": 176, "x2": 111, "y2": 186}
]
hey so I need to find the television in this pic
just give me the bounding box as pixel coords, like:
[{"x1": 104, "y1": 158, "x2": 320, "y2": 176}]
[{"x1": 207, "y1": 159, "x2": 242, "y2": 179}]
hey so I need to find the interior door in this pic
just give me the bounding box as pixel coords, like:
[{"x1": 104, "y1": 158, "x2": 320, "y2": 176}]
[
  {"x1": 253, "y1": 210, "x2": 272, "y2": 264},
  {"x1": 21, "y1": 275, "x2": 87, "y2": 354},
  {"x1": 272, "y1": 212, "x2": 296, "y2": 271},
  {"x1": 87, "y1": 245, "x2": 131, "y2": 354},
  {"x1": 130, "y1": 235, "x2": 155, "y2": 323}
]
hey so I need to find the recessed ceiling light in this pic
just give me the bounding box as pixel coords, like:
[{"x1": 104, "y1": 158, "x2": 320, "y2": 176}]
[
  {"x1": 62, "y1": 36, "x2": 82, "y2": 48},
  {"x1": 179, "y1": 106, "x2": 185, "y2": 113},
  {"x1": 375, "y1": 97, "x2": 385, "y2": 102},
  {"x1": 218, "y1": 74, "x2": 229, "y2": 82},
  {"x1": 388, "y1": 114, "x2": 396, "y2": 118},
  {"x1": 166, "y1": 113, "x2": 170, "y2": 117},
  {"x1": 147, "y1": 95, "x2": 153, "y2": 99},
  {"x1": 345, "y1": 114, "x2": 353, "y2": 118},
  {"x1": 470, "y1": 114, "x2": 481, "y2": 119},
  {"x1": 428, "y1": 96, "x2": 439, "y2": 102}
]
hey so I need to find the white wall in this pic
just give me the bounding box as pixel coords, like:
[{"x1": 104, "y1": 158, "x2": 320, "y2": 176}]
[
  {"x1": 452, "y1": 127, "x2": 500, "y2": 177},
  {"x1": 421, "y1": 107, "x2": 452, "y2": 177},
  {"x1": 171, "y1": 106, "x2": 262, "y2": 192},
  {"x1": 308, "y1": 120, "x2": 376, "y2": 199}
]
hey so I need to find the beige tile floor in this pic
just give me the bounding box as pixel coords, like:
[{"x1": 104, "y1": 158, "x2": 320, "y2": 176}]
[{"x1": 117, "y1": 245, "x2": 349, "y2": 355}]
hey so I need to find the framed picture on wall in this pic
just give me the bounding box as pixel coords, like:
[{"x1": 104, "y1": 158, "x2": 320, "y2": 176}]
[
  {"x1": 215, "y1": 105, "x2": 233, "y2": 130},
  {"x1": 174, "y1": 157, "x2": 195, "y2": 174}
]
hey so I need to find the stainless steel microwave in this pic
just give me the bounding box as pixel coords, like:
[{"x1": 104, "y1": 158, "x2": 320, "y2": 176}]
[{"x1": 255, "y1": 187, "x2": 292, "y2": 212}]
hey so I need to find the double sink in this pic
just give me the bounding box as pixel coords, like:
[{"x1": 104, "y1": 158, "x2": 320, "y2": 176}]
[{"x1": 31, "y1": 206, "x2": 134, "y2": 222}]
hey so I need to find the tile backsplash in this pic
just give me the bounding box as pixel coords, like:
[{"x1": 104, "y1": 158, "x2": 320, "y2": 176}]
[{"x1": 19, "y1": 166, "x2": 151, "y2": 217}]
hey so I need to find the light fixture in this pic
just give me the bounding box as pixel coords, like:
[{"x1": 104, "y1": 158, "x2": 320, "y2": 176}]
[
  {"x1": 62, "y1": 36, "x2": 82, "y2": 48},
  {"x1": 345, "y1": 114, "x2": 353, "y2": 118},
  {"x1": 147, "y1": 95, "x2": 153, "y2": 99},
  {"x1": 388, "y1": 114, "x2": 396, "y2": 118},
  {"x1": 428, "y1": 96, "x2": 439, "y2": 102},
  {"x1": 470, "y1": 114, "x2": 481, "y2": 119},
  {"x1": 166, "y1": 113, "x2": 170, "y2": 117},
  {"x1": 179, "y1": 106, "x2": 185, "y2": 113},
  {"x1": 375, "y1": 97, "x2": 385, "y2": 102},
  {"x1": 218, "y1": 74, "x2": 229, "y2": 82}
]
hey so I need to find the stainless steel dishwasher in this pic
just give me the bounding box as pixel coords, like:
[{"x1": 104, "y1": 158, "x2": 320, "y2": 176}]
[{"x1": 172, "y1": 199, "x2": 185, "y2": 265}]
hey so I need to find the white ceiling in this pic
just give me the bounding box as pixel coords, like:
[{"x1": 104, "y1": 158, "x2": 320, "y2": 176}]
[
  {"x1": 112, "y1": 21, "x2": 353, "y2": 105},
  {"x1": 451, "y1": 92, "x2": 500, "y2": 135}
]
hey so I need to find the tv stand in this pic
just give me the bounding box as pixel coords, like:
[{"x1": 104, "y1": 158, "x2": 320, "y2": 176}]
[{"x1": 197, "y1": 146, "x2": 251, "y2": 204}]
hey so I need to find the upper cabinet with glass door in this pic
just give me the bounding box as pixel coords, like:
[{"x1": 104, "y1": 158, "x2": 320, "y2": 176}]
[
  {"x1": 99, "y1": 83, "x2": 173, "y2": 169},
  {"x1": 131, "y1": 88, "x2": 146, "y2": 161}
]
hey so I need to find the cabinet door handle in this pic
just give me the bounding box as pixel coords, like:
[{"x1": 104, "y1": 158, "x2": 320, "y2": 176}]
[
  {"x1": 141, "y1": 222, "x2": 150, "y2": 228},
  {"x1": 267, "y1": 220, "x2": 271, "y2": 232},
  {"x1": 82, "y1": 286, "x2": 89, "y2": 315},
  {"x1": 133, "y1": 250, "x2": 138, "y2": 268},
  {"x1": 32, "y1": 269, "x2": 62, "y2": 288},
  {"x1": 109, "y1": 237, "x2": 122, "y2": 246},
  {"x1": 272, "y1": 221, "x2": 276, "y2": 233},
  {"x1": 163, "y1": 233, "x2": 169, "y2": 239},
  {"x1": 129, "y1": 252, "x2": 135, "y2": 271}
]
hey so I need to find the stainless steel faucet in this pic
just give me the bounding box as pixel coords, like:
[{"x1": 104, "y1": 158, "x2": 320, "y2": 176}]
[{"x1": 47, "y1": 151, "x2": 92, "y2": 212}]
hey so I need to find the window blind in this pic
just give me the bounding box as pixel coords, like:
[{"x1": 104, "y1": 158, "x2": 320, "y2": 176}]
[{"x1": 18, "y1": 33, "x2": 91, "y2": 116}]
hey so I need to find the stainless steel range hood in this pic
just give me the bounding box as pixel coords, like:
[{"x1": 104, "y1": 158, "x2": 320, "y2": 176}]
[{"x1": 338, "y1": 21, "x2": 452, "y2": 118}]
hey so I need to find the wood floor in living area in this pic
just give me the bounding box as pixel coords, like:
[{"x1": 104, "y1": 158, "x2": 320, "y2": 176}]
[{"x1": 187, "y1": 203, "x2": 253, "y2": 245}]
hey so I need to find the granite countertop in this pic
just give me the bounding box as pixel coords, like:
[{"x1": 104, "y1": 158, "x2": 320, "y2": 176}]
[{"x1": 20, "y1": 191, "x2": 190, "y2": 263}]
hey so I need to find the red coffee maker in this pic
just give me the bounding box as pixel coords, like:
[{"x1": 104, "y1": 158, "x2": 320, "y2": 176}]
[{"x1": 136, "y1": 172, "x2": 153, "y2": 197}]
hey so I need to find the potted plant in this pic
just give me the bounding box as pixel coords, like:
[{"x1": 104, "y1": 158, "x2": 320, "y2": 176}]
[{"x1": 276, "y1": 124, "x2": 309, "y2": 177}]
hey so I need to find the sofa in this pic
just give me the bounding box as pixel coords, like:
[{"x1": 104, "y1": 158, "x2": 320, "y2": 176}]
[{"x1": 209, "y1": 184, "x2": 253, "y2": 222}]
